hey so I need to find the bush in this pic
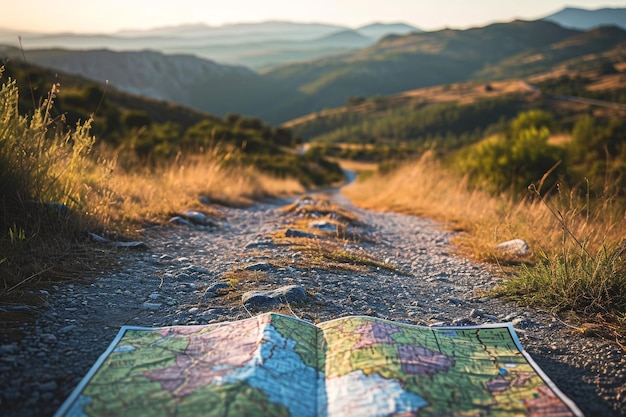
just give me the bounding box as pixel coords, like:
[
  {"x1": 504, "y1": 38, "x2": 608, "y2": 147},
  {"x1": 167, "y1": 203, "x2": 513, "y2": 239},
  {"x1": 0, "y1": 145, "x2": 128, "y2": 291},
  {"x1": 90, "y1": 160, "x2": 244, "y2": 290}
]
[{"x1": 458, "y1": 110, "x2": 565, "y2": 193}]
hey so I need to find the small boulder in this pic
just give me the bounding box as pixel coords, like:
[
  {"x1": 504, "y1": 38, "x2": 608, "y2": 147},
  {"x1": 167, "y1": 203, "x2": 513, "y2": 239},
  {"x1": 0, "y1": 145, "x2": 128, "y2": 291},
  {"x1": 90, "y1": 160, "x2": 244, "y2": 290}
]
[
  {"x1": 309, "y1": 220, "x2": 337, "y2": 233},
  {"x1": 175, "y1": 210, "x2": 217, "y2": 226},
  {"x1": 242, "y1": 285, "x2": 307, "y2": 307},
  {"x1": 496, "y1": 239, "x2": 529, "y2": 256},
  {"x1": 243, "y1": 262, "x2": 274, "y2": 272},
  {"x1": 207, "y1": 282, "x2": 230, "y2": 292},
  {"x1": 285, "y1": 229, "x2": 315, "y2": 238}
]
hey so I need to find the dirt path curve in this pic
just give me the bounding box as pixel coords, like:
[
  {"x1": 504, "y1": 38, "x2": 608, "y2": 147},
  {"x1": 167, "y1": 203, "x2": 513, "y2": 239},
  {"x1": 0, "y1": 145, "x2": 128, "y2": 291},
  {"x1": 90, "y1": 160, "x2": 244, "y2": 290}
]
[{"x1": 0, "y1": 185, "x2": 624, "y2": 416}]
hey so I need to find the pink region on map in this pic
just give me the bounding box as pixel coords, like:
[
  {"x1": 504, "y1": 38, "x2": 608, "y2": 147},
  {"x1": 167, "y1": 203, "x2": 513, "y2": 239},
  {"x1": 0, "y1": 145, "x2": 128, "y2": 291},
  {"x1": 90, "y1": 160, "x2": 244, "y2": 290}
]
[
  {"x1": 353, "y1": 321, "x2": 401, "y2": 349},
  {"x1": 512, "y1": 371, "x2": 533, "y2": 387},
  {"x1": 397, "y1": 344, "x2": 455, "y2": 376},
  {"x1": 486, "y1": 375, "x2": 512, "y2": 394},
  {"x1": 524, "y1": 386, "x2": 575, "y2": 417},
  {"x1": 142, "y1": 315, "x2": 270, "y2": 396}
]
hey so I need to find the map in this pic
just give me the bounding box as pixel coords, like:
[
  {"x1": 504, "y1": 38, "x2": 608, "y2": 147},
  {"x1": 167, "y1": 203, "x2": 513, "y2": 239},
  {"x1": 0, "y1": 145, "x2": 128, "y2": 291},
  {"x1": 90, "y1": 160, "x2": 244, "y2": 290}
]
[{"x1": 54, "y1": 313, "x2": 583, "y2": 417}]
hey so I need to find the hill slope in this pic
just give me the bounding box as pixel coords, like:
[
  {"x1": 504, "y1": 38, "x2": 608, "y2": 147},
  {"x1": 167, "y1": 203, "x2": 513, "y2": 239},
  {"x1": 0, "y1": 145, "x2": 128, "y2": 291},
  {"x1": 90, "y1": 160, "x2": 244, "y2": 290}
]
[{"x1": 1, "y1": 46, "x2": 288, "y2": 118}]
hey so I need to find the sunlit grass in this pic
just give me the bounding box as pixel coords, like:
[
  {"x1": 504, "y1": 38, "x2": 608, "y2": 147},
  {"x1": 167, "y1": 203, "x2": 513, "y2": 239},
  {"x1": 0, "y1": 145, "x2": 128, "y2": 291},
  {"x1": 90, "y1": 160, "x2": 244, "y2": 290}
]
[
  {"x1": 344, "y1": 156, "x2": 626, "y2": 339},
  {"x1": 87, "y1": 153, "x2": 303, "y2": 235}
]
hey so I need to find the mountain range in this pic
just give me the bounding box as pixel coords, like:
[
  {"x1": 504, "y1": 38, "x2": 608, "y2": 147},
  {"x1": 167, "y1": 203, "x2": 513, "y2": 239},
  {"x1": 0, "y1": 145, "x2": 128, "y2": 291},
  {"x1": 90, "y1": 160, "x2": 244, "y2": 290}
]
[
  {"x1": 0, "y1": 21, "x2": 420, "y2": 70},
  {"x1": 1, "y1": 8, "x2": 626, "y2": 124}
]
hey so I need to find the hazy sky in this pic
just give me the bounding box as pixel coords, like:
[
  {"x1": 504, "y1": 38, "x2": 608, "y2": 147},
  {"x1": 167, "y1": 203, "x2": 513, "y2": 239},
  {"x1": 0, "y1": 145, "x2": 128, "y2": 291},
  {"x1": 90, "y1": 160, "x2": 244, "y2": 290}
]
[{"x1": 4, "y1": 0, "x2": 626, "y2": 33}]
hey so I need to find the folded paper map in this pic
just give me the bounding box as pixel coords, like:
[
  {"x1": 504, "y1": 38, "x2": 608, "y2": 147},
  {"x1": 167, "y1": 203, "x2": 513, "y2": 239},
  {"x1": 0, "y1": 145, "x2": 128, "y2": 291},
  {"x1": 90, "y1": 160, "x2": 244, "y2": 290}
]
[{"x1": 55, "y1": 313, "x2": 583, "y2": 417}]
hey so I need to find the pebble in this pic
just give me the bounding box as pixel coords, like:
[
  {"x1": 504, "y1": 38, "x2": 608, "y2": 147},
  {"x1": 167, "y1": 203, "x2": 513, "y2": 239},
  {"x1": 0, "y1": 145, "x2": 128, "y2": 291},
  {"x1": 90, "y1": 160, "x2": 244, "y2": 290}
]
[
  {"x1": 285, "y1": 229, "x2": 315, "y2": 238},
  {"x1": 141, "y1": 302, "x2": 163, "y2": 311},
  {"x1": 59, "y1": 325, "x2": 77, "y2": 334},
  {"x1": 242, "y1": 285, "x2": 307, "y2": 307},
  {"x1": 243, "y1": 262, "x2": 275, "y2": 272}
]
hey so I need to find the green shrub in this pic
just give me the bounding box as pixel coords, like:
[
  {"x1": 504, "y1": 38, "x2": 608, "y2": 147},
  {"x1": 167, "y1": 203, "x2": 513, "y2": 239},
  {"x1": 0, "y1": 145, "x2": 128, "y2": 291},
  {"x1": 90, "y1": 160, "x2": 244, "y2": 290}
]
[{"x1": 458, "y1": 110, "x2": 565, "y2": 193}]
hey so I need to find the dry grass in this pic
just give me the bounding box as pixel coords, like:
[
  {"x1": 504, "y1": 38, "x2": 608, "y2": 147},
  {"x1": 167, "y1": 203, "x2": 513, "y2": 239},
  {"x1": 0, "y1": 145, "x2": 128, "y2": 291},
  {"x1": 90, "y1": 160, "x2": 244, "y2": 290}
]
[
  {"x1": 85, "y1": 153, "x2": 304, "y2": 236},
  {"x1": 344, "y1": 156, "x2": 626, "y2": 340},
  {"x1": 344, "y1": 155, "x2": 625, "y2": 265}
]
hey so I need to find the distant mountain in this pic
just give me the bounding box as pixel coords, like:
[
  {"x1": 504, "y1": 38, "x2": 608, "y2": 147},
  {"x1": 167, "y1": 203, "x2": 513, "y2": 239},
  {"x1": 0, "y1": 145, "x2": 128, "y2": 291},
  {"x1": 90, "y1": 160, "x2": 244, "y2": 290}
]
[
  {"x1": 356, "y1": 23, "x2": 421, "y2": 39},
  {"x1": 116, "y1": 21, "x2": 348, "y2": 42},
  {"x1": 1, "y1": 20, "x2": 420, "y2": 70},
  {"x1": 0, "y1": 46, "x2": 288, "y2": 118},
  {"x1": 543, "y1": 7, "x2": 626, "y2": 30}
]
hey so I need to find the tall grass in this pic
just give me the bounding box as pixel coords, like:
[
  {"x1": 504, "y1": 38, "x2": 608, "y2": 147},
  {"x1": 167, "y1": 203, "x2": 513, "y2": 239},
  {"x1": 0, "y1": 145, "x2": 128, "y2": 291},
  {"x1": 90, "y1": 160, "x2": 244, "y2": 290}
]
[
  {"x1": 344, "y1": 156, "x2": 626, "y2": 339},
  {"x1": 89, "y1": 152, "x2": 303, "y2": 233},
  {"x1": 0, "y1": 72, "x2": 303, "y2": 294},
  {"x1": 1, "y1": 72, "x2": 100, "y2": 293}
]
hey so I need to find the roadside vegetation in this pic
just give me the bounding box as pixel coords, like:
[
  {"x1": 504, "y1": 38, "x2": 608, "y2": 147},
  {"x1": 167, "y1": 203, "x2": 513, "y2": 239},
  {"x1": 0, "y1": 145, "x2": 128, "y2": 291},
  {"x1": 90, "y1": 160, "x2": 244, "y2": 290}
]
[
  {"x1": 345, "y1": 106, "x2": 626, "y2": 342},
  {"x1": 0, "y1": 64, "x2": 342, "y2": 297}
]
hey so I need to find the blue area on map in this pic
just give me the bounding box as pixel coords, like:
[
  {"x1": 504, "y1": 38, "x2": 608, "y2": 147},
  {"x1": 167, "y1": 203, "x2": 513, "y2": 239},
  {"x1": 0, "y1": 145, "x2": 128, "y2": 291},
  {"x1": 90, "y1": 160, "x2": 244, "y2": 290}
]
[
  {"x1": 221, "y1": 323, "x2": 321, "y2": 417},
  {"x1": 326, "y1": 370, "x2": 428, "y2": 416},
  {"x1": 113, "y1": 345, "x2": 136, "y2": 353},
  {"x1": 64, "y1": 395, "x2": 92, "y2": 417}
]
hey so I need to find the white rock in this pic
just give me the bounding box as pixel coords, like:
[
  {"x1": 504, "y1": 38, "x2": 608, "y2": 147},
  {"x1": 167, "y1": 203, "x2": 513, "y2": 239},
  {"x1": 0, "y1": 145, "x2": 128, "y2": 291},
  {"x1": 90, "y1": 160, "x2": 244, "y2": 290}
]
[{"x1": 495, "y1": 239, "x2": 529, "y2": 256}]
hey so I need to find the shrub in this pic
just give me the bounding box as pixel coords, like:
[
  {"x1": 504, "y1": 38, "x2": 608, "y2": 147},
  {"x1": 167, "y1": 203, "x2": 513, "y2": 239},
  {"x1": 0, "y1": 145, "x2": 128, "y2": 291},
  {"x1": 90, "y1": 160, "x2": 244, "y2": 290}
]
[{"x1": 458, "y1": 110, "x2": 565, "y2": 194}]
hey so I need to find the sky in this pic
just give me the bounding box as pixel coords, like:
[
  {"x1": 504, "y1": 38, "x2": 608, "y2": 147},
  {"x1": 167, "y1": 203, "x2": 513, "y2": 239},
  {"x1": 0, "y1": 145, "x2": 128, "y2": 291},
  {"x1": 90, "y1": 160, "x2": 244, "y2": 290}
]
[{"x1": 3, "y1": 0, "x2": 626, "y2": 33}]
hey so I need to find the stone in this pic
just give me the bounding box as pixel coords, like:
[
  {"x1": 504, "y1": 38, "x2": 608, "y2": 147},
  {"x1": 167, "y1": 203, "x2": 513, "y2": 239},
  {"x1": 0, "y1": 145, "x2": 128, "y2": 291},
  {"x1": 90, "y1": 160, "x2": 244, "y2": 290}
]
[
  {"x1": 285, "y1": 229, "x2": 315, "y2": 238},
  {"x1": 87, "y1": 232, "x2": 148, "y2": 249},
  {"x1": 452, "y1": 318, "x2": 477, "y2": 326},
  {"x1": 309, "y1": 220, "x2": 337, "y2": 233},
  {"x1": 244, "y1": 238, "x2": 274, "y2": 249},
  {"x1": 37, "y1": 380, "x2": 57, "y2": 391},
  {"x1": 40, "y1": 334, "x2": 57, "y2": 344},
  {"x1": 174, "y1": 210, "x2": 217, "y2": 227},
  {"x1": 243, "y1": 262, "x2": 274, "y2": 272},
  {"x1": 495, "y1": 239, "x2": 529, "y2": 256},
  {"x1": 169, "y1": 216, "x2": 195, "y2": 227},
  {"x1": 0, "y1": 344, "x2": 18, "y2": 354},
  {"x1": 242, "y1": 285, "x2": 307, "y2": 307},
  {"x1": 142, "y1": 302, "x2": 162, "y2": 311},
  {"x1": 207, "y1": 282, "x2": 230, "y2": 292},
  {"x1": 59, "y1": 325, "x2": 77, "y2": 334}
]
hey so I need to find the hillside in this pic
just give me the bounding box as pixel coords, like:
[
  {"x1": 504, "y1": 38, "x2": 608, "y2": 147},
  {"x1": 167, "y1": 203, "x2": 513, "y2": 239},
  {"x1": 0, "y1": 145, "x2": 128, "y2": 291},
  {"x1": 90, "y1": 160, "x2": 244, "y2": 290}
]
[
  {"x1": 544, "y1": 7, "x2": 626, "y2": 30},
  {"x1": 0, "y1": 58, "x2": 343, "y2": 186},
  {"x1": 0, "y1": 46, "x2": 288, "y2": 118}
]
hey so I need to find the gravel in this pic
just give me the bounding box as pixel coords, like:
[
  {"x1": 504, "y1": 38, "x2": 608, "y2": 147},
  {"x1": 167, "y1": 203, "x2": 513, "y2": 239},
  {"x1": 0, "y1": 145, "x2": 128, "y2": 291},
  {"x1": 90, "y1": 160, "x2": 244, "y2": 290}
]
[{"x1": 0, "y1": 190, "x2": 624, "y2": 417}]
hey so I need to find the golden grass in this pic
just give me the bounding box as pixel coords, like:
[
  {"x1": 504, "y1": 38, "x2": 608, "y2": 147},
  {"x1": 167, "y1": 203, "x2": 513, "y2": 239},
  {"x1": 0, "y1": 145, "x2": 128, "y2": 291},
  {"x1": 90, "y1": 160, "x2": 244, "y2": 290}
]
[
  {"x1": 85, "y1": 154, "x2": 304, "y2": 235},
  {"x1": 343, "y1": 155, "x2": 625, "y2": 264},
  {"x1": 344, "y1": 156, "x2": 626, "y2": 340}
]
